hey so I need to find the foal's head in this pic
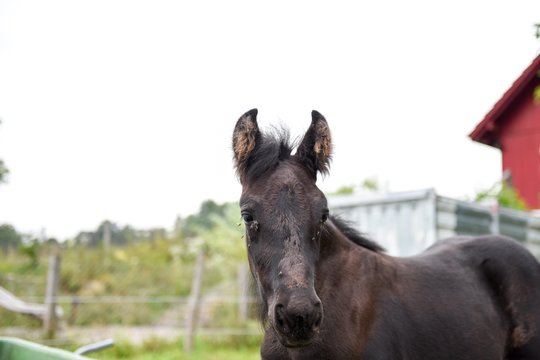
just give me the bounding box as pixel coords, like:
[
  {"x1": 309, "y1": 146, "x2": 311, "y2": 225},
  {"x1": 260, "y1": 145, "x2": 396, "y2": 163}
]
[{"x1": 232, "y1": 109, "x2": 332, "y2": 347}]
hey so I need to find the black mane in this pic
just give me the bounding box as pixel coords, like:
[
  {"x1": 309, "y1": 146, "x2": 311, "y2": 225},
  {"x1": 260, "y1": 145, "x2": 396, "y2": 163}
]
[
  {"x1": 330, "y1": 216, "x2": 385, "y2": 253},
  {"x1": 244, "y1": 127, "x2": 294, "y2": 184}
]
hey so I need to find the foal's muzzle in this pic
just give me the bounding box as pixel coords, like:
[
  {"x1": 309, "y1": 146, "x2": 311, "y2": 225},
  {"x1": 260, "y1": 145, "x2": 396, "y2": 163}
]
[{"x1": 272, "y1": 291, "x2": 323, "y2": 347}]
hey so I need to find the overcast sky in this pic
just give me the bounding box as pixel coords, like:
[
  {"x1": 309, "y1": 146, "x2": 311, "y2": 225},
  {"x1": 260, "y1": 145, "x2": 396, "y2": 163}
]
[{"x1": 0, "y1": 0, "x2": 539, "y2": 240}]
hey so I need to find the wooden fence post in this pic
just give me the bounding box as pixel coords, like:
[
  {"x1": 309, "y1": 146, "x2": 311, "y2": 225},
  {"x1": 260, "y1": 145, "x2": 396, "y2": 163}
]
[
  {"x1": 44, "y1": 254, "x2": 60, "y2": 339},
  {"x1": 184, "y1": 249, "x2": 206, "y2": 352}
]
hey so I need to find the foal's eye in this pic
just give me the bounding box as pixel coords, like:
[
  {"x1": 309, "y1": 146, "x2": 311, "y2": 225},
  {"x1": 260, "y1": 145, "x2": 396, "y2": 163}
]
[
  {"x1": 321, "y1": 210, "x2": 329, "y2": 223},
  {"x1": 242, "y1": 212, "x2": 254, "y2": 223}
]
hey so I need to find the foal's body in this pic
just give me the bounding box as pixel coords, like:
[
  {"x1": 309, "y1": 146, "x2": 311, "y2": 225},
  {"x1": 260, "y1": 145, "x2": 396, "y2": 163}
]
[
  {"x1": 263, "y1": 221, "x2": 540, "y2": 359},
  {"x1": 232, "y1": 109, "x2": 540, "y2": 359}
]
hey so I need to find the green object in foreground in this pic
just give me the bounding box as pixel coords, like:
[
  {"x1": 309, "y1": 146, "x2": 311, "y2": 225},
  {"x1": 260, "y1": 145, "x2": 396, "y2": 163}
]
[{"x1": 0, "y1": 337, "x2": 92, "y2": 360}]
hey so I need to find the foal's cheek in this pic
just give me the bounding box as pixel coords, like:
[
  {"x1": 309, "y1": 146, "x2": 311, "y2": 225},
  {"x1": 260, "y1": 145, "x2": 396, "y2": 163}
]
[
  {"x1": 245, "y1": 223, "x2": 261, "y2": 243},
  {"x1": 244, "y1": 229, "x2": 258, "y2": 250}
]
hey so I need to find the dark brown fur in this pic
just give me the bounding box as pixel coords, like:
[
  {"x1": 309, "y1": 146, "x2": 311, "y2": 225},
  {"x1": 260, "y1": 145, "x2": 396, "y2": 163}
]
[{"x1": 232, "y1": 109, "x2": 540, "y2": 359}]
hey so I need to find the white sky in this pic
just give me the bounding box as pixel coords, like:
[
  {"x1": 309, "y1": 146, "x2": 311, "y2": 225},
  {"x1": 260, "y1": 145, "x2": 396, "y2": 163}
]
[{"x1": 0, "y1": 0, "x2": 539, "y2": 240}]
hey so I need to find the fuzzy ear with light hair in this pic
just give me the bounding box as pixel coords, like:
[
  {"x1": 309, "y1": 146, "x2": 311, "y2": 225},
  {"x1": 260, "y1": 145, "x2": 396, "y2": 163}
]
[
  {"x1": 232, "y1": 109, "x2": 260, "y2": 182},
  {"x1": 296, "y1": 110, "x2": 332, "y2": 179}
]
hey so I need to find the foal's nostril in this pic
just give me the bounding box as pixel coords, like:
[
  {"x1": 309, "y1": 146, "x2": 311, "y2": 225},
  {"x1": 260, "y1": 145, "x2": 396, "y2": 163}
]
[
  {"x1": 314, "y1": 309, "x2": 323, "y2": 329},
  {"x1": 275, "y1": 304, "x2": 287, "y2": 331},
  {"x1": 295, "y1": 315, "x2": 304, "y2": 327}
]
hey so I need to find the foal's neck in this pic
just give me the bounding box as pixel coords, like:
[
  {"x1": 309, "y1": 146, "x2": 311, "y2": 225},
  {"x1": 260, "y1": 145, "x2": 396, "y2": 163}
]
[
  {"x1": 317, "y1": 220, "x2": 388, "y2": 290},
  {"x1": 314, "y1": 220, "x2": 387, "y2": 349},
  {"x1": 320, "y1": 220, "x2": 382, "y2": 263}
]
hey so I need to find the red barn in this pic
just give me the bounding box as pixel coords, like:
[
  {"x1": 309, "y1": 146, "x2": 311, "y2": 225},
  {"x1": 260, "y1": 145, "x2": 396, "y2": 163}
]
[{"x1": 469, "y1": 54, "x2": 540, "y2": 209}]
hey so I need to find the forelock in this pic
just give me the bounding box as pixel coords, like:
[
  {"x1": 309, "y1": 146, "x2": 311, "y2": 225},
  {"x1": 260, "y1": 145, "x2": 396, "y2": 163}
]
[{"x1": 243, "y1": 127, "x2": 294, "y2": 184}]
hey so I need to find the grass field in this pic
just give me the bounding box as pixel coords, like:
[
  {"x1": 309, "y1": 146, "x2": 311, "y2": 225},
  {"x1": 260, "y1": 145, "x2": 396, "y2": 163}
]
[{"x1": 88, "y1": 337, "x2": 260, "y2": 360}]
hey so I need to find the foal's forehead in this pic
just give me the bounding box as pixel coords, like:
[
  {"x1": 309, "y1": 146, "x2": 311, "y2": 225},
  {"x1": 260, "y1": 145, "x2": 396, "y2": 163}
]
[
  {"x1": 240, "y1": 160, "x2": 328, "y2": 216},
  {"x1": 260, "y1": 159, "x2": 315, "y2": 188},
  {"x1": 244, "y1": 159, "x2": 318, "y2": 198}
]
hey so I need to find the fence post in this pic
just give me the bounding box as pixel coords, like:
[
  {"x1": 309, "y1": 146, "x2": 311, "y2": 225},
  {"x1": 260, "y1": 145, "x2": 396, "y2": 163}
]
[
  {"x1": 184, "y1": 249, "x2": 206, "y2": 352},
  {"x1": 238, "y1": 263, "x2": 249, "y2": 322},
  {"x1": 44, "y1": 254, "x2": 60, "y2": 339}
]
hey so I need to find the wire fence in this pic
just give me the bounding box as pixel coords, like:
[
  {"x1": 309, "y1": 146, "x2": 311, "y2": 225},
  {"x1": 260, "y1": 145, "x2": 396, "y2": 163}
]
[{"x1": 0, "y1": 247, "x2": 261, "y2": 347}]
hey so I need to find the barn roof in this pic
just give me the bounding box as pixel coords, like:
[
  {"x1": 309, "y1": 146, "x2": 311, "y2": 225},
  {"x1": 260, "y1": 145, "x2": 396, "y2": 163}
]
[{"x1": 469, "y1": 53, "x2": 540, "y2": 148}]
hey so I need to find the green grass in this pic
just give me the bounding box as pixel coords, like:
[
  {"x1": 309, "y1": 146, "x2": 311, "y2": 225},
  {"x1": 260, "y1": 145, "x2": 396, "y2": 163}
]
[{"x1": 88, "y1": 337, "x2": 260, "y2": 360}]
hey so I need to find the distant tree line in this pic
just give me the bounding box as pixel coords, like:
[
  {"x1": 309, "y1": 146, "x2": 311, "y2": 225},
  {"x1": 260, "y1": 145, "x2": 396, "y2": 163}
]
[
  {"x1": 73, "y1": 200, "x2": 232, "y2": 247},
  {"x1": 73, "y1": 221, "x2": 167, "y2": 247},
  {"x1": 0, "y1": 199, "x2": 238, "y2": 253}
]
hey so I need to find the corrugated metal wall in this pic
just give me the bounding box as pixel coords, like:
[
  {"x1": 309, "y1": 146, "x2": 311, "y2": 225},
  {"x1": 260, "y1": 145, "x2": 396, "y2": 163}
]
[
  {"x1": 329, "y1": 189, "x2": 540, "y2": 258},
  {"x1": 527, "y1": 217, "x2": 540, "y2": 257},
  {"x1": 328, "y1": 189, "x2": 437, "y2": 256}
]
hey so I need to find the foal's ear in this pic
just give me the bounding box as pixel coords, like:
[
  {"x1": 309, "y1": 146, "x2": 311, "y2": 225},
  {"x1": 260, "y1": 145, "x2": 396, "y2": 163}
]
[
  {"x1": 233, "y1": 109, "x2": 260, "y2": 180},
  {"x1": 296, "y1": 110, "x2": 332, "y2": 178}
]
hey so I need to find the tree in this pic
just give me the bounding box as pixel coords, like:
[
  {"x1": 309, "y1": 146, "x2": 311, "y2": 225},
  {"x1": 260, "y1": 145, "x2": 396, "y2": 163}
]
[
  {"x1": 183, "y1": 200, "x2": 227, "y2": 236},
  {"x1": 329, "y1": 177, "x2": 382, "y2": 196},
  {"x1": 20, "y1": 239, "x2": 40, "y2": 268},
  {"x1": 0, "y1": 224, "x2": 22, "y2": 252},
  {"x1": 185, "y1": 202, "x2": 245, "y2": 273},
  {"x1": 474, "y1": 182, "x2": 527, "y2": 211},
  {"x1": 331, "y1": 185, "x2": 354, "y2": 195},
  {"x1": 361, "y1": 178, "x2": 380, "y2": 192},
  {"x1": 95, "y1": 220, "x2": 127, "y2": 246}
]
